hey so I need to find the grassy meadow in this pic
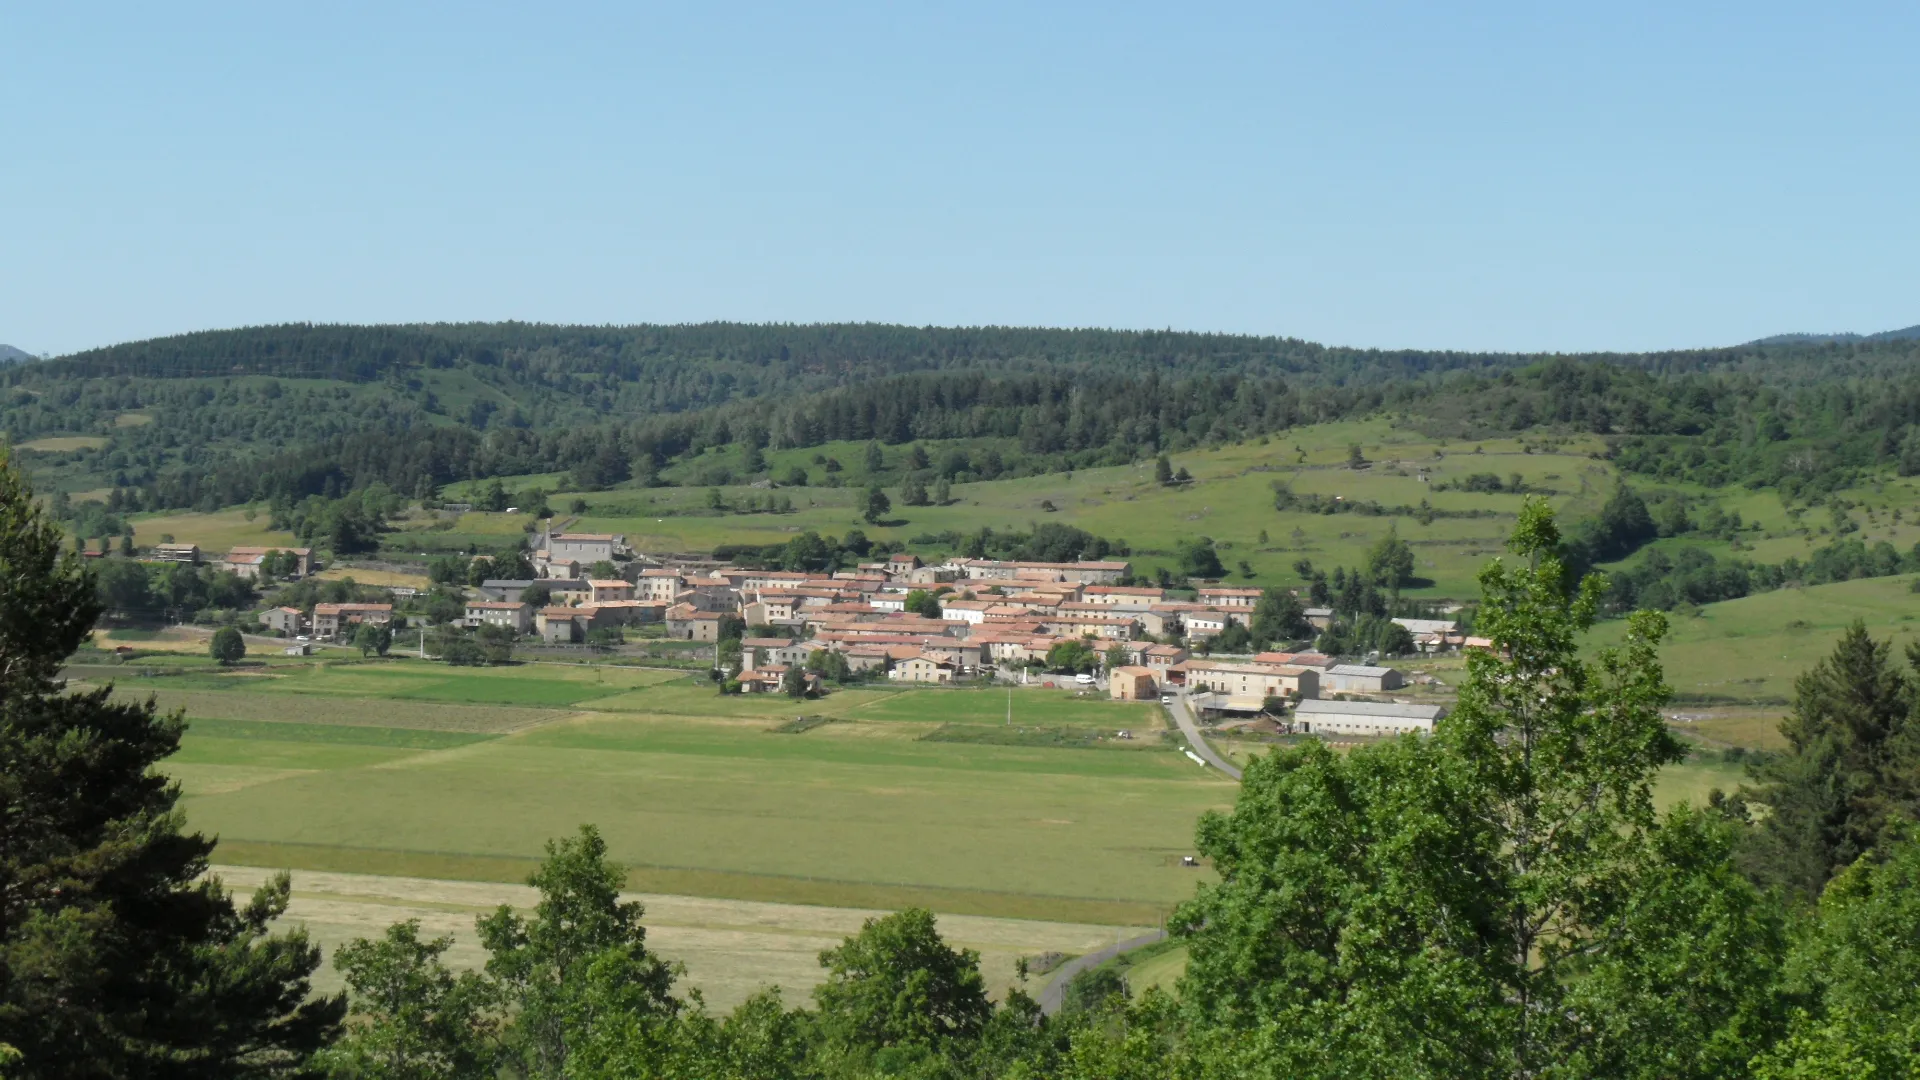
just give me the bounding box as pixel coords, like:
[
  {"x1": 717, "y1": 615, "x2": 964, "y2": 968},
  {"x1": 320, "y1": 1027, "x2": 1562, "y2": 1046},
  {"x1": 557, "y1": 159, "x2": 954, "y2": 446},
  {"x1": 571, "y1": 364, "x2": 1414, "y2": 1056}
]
[
  {"x1": 150, "y1": 665, "x2": 1229, "y2": 928},
  {"x1": 1586, "y1": 574, "x2": 1920, "y2": 705}
]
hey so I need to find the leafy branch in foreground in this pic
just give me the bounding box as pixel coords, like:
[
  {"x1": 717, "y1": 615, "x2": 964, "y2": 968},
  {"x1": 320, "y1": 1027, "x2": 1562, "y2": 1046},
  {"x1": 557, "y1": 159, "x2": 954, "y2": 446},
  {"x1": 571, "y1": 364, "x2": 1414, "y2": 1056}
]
[{"x1": 1173, "y1": 500, "x2": 1786, "y2": 1079}]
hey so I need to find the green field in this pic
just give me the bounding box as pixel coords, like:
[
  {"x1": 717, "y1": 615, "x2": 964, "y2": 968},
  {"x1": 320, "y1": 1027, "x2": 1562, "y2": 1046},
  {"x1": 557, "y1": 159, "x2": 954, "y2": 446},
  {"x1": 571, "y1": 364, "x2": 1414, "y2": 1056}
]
[
  {"x1": 1586, "y1": 574, "x2": 1920, "y2": 704},
  {"x1": 164, "y1": 670, "x2": 1229, "y2": 926},
  {"x1": 123, "y1": 506, "x2": 303, "y2": 551}
]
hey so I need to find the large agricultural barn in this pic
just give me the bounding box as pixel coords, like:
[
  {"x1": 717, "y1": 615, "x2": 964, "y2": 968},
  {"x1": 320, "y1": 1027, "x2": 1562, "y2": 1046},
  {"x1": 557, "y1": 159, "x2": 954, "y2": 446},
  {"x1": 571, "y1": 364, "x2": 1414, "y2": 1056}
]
[{"x1": 1293, "y1": 698, "x2": 1446, "y2": 736}]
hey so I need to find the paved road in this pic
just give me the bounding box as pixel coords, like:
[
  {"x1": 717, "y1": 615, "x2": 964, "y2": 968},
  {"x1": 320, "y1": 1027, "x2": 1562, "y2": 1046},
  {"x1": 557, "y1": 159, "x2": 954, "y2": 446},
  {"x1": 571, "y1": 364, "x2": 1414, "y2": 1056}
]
[
  {"x1": 1165, "y1": 691, "x2": 1244, "y2": 780},
  {"x1": 1036, "y1": 929, "x2": 1168, "y2": 1014}
]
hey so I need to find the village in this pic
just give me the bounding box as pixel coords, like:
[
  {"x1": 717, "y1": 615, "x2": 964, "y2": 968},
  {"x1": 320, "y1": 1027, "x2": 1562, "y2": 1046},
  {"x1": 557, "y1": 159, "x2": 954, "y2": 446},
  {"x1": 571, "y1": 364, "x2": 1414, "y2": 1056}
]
[{"x1": 154, "y1": 525, "x2": 1479, "y2": 742}]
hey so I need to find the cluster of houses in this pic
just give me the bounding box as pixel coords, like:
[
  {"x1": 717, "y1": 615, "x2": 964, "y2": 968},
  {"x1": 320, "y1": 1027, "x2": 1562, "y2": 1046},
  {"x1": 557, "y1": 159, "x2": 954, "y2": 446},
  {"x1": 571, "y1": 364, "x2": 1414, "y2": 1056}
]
[{"x1": 235, "y1": 528, "x2": 1462, "y2": 734}]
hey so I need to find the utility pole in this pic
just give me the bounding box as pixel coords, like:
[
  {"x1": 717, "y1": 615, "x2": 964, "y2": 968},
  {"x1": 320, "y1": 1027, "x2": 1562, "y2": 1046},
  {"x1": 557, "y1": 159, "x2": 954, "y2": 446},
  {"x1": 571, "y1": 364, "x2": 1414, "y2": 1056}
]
[{"x1": 1006, "y1": 687, "x2": 1012, "y2": 726}]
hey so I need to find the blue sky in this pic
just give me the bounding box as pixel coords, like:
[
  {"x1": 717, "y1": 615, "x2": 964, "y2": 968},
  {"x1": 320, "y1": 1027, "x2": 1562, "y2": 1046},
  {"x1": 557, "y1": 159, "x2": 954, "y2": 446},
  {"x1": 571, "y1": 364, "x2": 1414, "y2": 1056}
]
[{"x1": 3, "y1": 2, "x2": 1914, "y2": 355}]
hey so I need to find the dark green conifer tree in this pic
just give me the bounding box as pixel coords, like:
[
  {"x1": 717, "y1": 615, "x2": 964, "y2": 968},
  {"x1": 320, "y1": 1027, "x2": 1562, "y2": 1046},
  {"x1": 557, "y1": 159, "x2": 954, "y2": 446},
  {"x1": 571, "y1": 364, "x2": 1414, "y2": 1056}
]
[{"x1": 0, "y1": 455, "x2": 344, "y2": 1075}]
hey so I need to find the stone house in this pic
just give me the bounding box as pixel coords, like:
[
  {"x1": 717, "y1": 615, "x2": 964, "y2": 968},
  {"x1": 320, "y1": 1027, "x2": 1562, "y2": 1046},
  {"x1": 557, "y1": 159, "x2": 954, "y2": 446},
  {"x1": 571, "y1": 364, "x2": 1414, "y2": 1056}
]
[
  {"x1": 311, "y1": 603, "x2": 393, "y2": 641},
  {"x1": 259, "y1": 606, "x2": 304, "y2": 636},
  {"x1": 466, "y1": 600, "x2": 532, "y2": 634}
]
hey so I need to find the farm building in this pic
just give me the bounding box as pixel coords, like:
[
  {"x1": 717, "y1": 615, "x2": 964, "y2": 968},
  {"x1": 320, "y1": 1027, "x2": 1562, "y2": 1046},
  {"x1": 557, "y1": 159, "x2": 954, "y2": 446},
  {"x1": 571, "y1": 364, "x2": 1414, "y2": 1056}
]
[
  {"x1": 891, "y1": 654, "x2": 957, "y2": 684},
  {"x1": 1180, "y1": 610, "x2": 1229, "y2": 640},
  {"x1": 736, "y1": 666, "x2": 789, "y2": 693},
  {"x1": 939, "y1": 599, "x2": 993, "y2": 625},
  {"x1": 1321, "y1": 664, "x2": 1406, "y2": 694},
  {"x1": 545, "y1": 532, "x2": 622, "y2": 566},
  {"x1": 466, "y1": 600, "x2": 533, "y2": 634},
  {"x1": 259, "y1": 606, "x2": 304, "y2": 636},
  {"x1": 588, "y1": 579, "x2": 634, "y2": 603},
  {"x1": 151, "y1": 543, "x2": 200, "y2": 564},
  {"x1": 1081, "y1": 585, "x2": 1165, "y2": 609},
  {"x1": 1294, "y1": 699, "x2": 1446, "y2": 736},
  {"x1": 742, "y1": 637, "x2": 796, "y2": 666},
  {"x1": 311, "y1": 603, "x2": 392, "y2": 641},
  {"x1": 585, "y1": 600, "x2": 667, "y2": 627},
  {"x1": 742, "y1": 594, "x2": 802, "y2": 623},
  {"x1": 635, "y1": 569, "x2": 684, "y2": 601},
  {"x1": 1179, "y1": 660, "x2": 1320, "y2": 701},
  {"x1": 1133, "y1": 609, "x2": 1184, "y2": 638},
  {"x1": 957, "y1": 559, "x2": 1130, "y2": 585},
  {"x1": 1036, "y1": 614, "x2": 1139, "y2": 640},
  {"x1": 919, "y1": 640, "x2": 983, "y2": 670},
  {"x1": 222, "y1": 546, "x2": 314, "y2": 579},
  {"x1": 1254, "y1": 651, "x2": 1334, "y2": 668},
  {"x1": 536, "y1": 606, "x2": 581, "y2": 644},
  {"x1": 1197, "y1": 587, "x2": 1263, "y2": 609},
  {"x1": 475, "y1": 579, "x2": 536, "y2": 603},
  {"x1": 543, "y1": 580, "x2": 592, "y2": 606},
  {"x1": 666, "y1": 605, "x2": 727, "y2": 642},
  {"x1": 1141, "y1": 643, "x2": 1190, "y2": 673},
  {"x1": 1109, "y1": 666, "x2": 1158, "y2": 701}
]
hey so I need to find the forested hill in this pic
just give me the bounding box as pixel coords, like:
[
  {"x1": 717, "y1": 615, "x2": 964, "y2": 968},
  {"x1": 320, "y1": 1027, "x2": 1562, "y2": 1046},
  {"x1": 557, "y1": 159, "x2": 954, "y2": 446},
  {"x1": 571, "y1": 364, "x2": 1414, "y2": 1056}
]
[
  {"x1": 34, "y1": 321, "x2": 1555, "y2": 400},
  {"x1": 6, "y1": 320, "x2": 1920, "y2": 515},
  {"x1": 1749, "y1": 324, "x2": 1920, "y2": 346},
  {"x1": 31, "y1": 320, "x2": 1920, "y2": 401}
]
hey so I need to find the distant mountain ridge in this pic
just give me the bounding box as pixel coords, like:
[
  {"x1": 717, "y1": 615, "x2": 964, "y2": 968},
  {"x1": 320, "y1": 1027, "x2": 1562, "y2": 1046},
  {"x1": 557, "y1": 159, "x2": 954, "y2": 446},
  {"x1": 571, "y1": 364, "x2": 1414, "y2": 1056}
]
[
  {"x1": 0, "y1": 344, "x2": 35, "y2": 364},
  {"x1": 1750, "y1": 324, "x2": 1920, "y2": 346}
]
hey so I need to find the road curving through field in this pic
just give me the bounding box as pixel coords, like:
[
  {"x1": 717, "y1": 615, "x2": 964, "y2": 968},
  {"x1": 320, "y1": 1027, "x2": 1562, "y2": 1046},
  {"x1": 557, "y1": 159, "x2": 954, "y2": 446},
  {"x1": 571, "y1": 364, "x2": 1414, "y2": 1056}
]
[{"x1": 1164, "y1": 692, "x2": 1243, "y2": 780}]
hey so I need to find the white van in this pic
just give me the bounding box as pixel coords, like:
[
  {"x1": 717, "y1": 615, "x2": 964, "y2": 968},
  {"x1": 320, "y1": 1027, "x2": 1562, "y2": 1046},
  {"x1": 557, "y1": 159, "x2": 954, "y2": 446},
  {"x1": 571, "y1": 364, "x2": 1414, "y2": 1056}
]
[{"x1": 1074, "y1": 673, "x2": 1095, "y2": 686}]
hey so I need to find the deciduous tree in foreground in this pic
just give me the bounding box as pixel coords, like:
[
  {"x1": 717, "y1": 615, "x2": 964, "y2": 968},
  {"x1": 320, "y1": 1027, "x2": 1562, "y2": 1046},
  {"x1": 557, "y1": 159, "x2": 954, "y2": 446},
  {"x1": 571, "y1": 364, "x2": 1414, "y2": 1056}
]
[{"x1": 1175, "y1": 500, "x2": 1788, "y2": 1079}]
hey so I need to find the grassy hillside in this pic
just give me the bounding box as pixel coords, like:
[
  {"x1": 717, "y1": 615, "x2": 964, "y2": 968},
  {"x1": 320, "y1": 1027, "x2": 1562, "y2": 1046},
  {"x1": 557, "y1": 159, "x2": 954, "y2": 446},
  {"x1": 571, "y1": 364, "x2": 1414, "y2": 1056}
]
[
  {"x1": 417, "y1": 422, "x2": 1607, "y2": 595},
  {"x1": 1587, "y1": 573, "x2": 1920, "y2": 705},
  {"x1": 413, "y1": 420, "x2": 1920, "y2": 601},
  {"x1": 11, "y1": 321, "x2": 1920, "y2": 539}
]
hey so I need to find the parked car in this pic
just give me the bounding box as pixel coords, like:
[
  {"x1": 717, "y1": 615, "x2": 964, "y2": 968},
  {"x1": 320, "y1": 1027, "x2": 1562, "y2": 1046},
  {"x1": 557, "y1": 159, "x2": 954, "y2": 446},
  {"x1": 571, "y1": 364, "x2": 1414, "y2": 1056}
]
[
  {"x1": 1074, "y1": 673, "x2": 1095, "y2": 685},
  {"x1": 1159, "y1": 694, "x2": 1174, "y2": 704}
]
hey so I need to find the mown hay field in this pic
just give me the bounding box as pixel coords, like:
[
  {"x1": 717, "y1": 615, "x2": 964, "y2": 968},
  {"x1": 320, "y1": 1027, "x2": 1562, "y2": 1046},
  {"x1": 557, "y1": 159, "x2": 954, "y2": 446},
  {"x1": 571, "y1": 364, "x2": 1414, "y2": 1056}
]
[
  {"x1": 315, "y1": 566, "x2": 433, "y2": 589},
  {"x1": 123, "y1": 507, "x2": 302, "y2": 552},
  {"x1": 212, "y1": 865, "x2": 1148, "y2": 1010}
]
